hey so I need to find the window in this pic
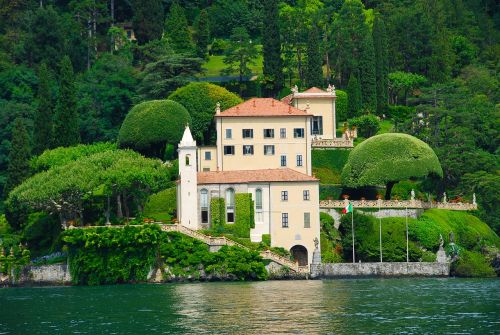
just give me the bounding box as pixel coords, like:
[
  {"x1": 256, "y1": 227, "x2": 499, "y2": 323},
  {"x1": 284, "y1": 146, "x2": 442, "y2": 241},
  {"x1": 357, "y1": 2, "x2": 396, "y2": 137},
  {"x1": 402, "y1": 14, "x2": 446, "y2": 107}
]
[
  {"x1": 200, "y1": 189, "x2": 209, "y2": 223},
  {"x1": 282, "y1": 213, "x2": 289, "y2": 228},
  {"x1": 226, "y1": 188, "x2": 235, "y2": 223},
  {"x1": 225, "y1": 129, "x2": 232, "y2": 139},
  {"x1": 303, "y1": 190, "x2": 310, "y2": 201},
  {"x1": 304, "y1": 212, "x2": 310, "y2": 228},
  {"x1": 312, "y1": 116, "x2": 323, "y2": 135},
  {"x1": 203, "y1": 168, "x2": 210, "y2": 172},
  {"x1": 280, "y1": 155, "x2": 287, "y2": 167},
  {"x1": 264, "y1": 129, "x2": 274, "y2": 138},
  {"x1": 296, "y1": 154, "x2": 303, "y2": 167},
  {"x1": 255, "y1": 189, "x2": 263, "y2": 210},
  {"x1": 264, "y1": 145, "x2": 275, "y2": 155},
  {"x1": 243, "y1": 145, "x2": 254, "y2": 155},
  {"x1": 242, "y1": 129, "x2": 253, "y2": 138},
  {"x1": 224, "y1": 145, "x2": 235, "y2": 155},
  {"x1": 294, "y1": 128, "x2": 305, "y2": 138},
  {"x1": 280, "y1": 128, "x2": 286, "y2": 138},
  {"x1": 204, "y1": 151, "x2": 211, "y2": 160},
  {"x1": 281, "y1": 191, "x2": 288, "y2": 201},
  {"x1": 185, "y1": 154, "x2": 191, "y2": 166}
]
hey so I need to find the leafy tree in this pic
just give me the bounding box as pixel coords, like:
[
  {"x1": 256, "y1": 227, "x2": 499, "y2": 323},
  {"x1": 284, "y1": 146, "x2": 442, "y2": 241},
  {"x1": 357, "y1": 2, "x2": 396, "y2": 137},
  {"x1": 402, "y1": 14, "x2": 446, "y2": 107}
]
[
  {"x1": 208, "y1": 0, "x2": 254, "y2": 39},
  {"x1": 359, "y1": 33, "x2": 376, "y2": 112},
  {"x1": 132, "y1": 0, "x2": 164, "y2": 45},
  {"x1": 305, "y1": 26, "x2": 323, "y2": 88},
  {"x1": 262, "y1": 0, "x2": 283, "y2": 96},
  {"x1": 346, "y1": 73, "x2": 362, "y2": 118},
  {"x1": 194, "y1": 9, "x2": 210, "y2": 58},
  {"x1": 53, "y1": 56, "x2": 80, "y2": 148},
  {"x1": 335, "y1": 89, "x2": 348, "y2": 122},
  {"x1": 117, "y1": 100, "x2": 191, "y2": 158},
  {"x1": 168, "y1": 82, "x2": 242, "y2": 144},
  {"x1": 137, "y1": 53, "x2": 203, "y2": 100},
  {"x1": 3, "y1": 118, "x2": 31, "y2": 198},
  {"x1": 388, "y1": 71, "x2": 426, "y2": 105},
  {"x1": 77, "y1": 54, "x2": 137, "y2": 143},
  {"x1": 349, "y1": 114, "x2": 380, "y2": 138},
  {"x1": 222, "y1": 27, "x2": 258, "y2": 93},
  {"x1": 33, "y1": 62, "x2": 53, "y2": 155},
  {"x1": 373, "y1": 15, "x2": 389, "y2": 115},
  {"x1": 0, "y1": 65, "x2": 37, "y2": 104},
  {"x1": 164, "y1": 2, "x2": 193, "y2": 53},
  {"x1": 341, "y1": 133, "x2": 443, "y2": 199}
]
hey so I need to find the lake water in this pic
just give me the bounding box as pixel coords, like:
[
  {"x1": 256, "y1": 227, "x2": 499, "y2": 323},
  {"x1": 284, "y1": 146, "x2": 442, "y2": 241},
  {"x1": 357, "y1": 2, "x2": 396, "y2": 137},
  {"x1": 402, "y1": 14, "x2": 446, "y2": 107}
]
[{"x1": 0, "y1": 278, "x2": 499, "y2": 334}]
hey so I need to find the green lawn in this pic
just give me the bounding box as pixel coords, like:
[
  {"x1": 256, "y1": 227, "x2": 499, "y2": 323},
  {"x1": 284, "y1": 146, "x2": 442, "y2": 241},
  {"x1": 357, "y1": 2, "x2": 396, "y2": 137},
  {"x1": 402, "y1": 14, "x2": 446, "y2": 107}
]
[
  {"x1": 201, "y1": 49, "x2": 263, "y2": 78},
  {"x1": 377, "y1": 119, "x2": 395, "y2": 134}
]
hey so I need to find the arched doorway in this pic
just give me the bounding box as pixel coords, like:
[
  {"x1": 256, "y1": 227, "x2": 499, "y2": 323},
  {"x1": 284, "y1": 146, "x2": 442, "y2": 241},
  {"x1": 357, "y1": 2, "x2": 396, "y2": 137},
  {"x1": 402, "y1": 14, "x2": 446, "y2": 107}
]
[{"x1": 290, "y1": 245, "x2": 308, "y2": 266}]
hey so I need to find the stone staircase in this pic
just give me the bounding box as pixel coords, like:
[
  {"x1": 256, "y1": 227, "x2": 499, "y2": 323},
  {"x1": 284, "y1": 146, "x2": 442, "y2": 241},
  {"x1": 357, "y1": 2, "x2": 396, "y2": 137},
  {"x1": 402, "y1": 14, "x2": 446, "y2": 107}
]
[{"x1": 160, "y1": 224, "x2": 302, "y2": 272}]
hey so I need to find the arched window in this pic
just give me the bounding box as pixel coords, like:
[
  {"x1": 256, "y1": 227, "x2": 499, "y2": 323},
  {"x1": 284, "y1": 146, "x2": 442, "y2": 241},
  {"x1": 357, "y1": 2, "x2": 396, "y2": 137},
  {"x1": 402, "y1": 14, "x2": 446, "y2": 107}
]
[
  {"x1": 226, "y1": 188, "x2": 235, "y2": 223},
  {"x1": 200, "y1": 189, "x2": 208, "y2": 223},
  {"x1": 185, "y1": 154, "x2": 191, "y2": 166},
  {"x1": 255, "y1": 189, "x2": 262, "y2": 210}
]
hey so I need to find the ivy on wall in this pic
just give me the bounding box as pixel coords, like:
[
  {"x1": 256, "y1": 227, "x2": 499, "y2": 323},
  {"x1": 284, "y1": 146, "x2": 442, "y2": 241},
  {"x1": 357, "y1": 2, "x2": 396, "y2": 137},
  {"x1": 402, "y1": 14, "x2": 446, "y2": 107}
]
[
  {"x1": 210, "y1": 197, "x2": 226, "y2": 233},
  {"x1": 209, "y1": 194, "x2": 255, "y2": 238}
]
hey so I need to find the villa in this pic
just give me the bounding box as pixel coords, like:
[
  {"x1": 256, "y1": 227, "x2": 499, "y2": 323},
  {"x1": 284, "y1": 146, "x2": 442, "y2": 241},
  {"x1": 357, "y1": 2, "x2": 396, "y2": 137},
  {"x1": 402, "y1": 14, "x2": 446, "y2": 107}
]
[{"x1": 177, "y1": 87, "x2": 338, "y2": 266}]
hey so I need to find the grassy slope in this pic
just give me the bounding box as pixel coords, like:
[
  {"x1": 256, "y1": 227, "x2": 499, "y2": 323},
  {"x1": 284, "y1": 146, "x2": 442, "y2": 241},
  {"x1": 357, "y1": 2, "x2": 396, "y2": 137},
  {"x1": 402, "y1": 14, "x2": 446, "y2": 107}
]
[
  {"x1": 312, "y1": 149, "x2": 350, "y2": 185},
  {"x1": 201, "y1": 52, "x2": 263, "y2": 78}
]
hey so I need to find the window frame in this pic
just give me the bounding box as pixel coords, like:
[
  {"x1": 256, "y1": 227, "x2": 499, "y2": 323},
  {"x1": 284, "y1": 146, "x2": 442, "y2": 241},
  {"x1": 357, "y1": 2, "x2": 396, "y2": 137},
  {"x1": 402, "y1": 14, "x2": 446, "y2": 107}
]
[
  {"x1": 293, "y1": 128, "x2": 305, "y2": 138},
  {"x1": 264, "y1": 145, "x2": 275, "y2": 156},
  {"x1": 204, "y1": 151, "x2": 211, "y2": 160},
  {"x1": 242, "y1": 129, "x2": 254, "y2": 139},
  {"x1": 225, "y1": 128, "x2": 232, "y2": 139},
  {"x1": 281, "y1": 191, "x2": 288, "y2": 201},
  {"x1": 263, "y1": 128, "x2": 275, "y2": 139},
  {"x1": 296, "y1": 154, "x2": 303, "y2": 167},
  {"x1": 280, "y1": 128, "x2": 286, "y2": 138},
  {"x1": 303, "y1": 190, "x2": 310, "y2": 201},
  {"x1": 243, "y1": 145, "x2": 254, "y2": 155},
  {"x1": 282, "y1": 213, "x2": 289, "y2": 228},
  {"x1": 304, "y1": 212, "x2": 310, "y2": 228},
  {"x1": 280, "y1": 155, "x2": 287, "y2": 167},
  {"x1": 223, "y1": 145, "x2": 235, "y2": 155}
]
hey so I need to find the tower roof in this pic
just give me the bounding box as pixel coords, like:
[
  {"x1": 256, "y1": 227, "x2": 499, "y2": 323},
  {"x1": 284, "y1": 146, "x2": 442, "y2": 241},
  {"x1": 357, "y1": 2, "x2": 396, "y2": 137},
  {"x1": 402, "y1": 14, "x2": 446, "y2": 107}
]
[{"x1": 179, "y1": 125, "x2": 196, "y2": 147}]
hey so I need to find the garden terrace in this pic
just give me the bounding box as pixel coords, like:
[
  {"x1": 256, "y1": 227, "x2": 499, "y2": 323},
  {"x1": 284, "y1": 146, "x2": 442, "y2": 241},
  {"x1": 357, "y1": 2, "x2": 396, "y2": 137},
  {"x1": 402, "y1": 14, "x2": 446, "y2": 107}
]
[
  {"x1": 320, "y1": 199, "x2": 477, "y2": 211},
  {"x1": 312, "y1": 138, "x2": 354, "y2": 148}
]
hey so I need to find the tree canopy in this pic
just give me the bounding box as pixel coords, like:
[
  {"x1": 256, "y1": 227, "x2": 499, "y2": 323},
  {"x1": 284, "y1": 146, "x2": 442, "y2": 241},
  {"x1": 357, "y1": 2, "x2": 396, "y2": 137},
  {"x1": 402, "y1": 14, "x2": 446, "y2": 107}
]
[
  {"x1": 117, "y1": 100, "x2": 191, "y2": 158},
  {"x1": 341, "y1": 133, "x2": 443, "y2": 199},
  {"x1": 168, "y1": 82, "x2": 242, "y2": 144}
]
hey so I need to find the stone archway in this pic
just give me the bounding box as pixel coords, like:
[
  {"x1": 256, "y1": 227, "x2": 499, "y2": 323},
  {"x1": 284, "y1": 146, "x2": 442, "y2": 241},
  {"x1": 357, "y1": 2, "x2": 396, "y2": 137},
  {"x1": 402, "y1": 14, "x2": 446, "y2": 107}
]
[{"x1": 290, "y1": 245, "x2": 308, "y2": 266}]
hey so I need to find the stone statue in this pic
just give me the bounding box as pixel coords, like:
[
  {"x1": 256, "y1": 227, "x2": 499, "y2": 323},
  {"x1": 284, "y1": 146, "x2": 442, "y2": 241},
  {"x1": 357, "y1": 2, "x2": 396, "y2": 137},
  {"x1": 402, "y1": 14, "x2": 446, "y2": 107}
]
[
  {"x1": 215, "y1": 102, "x2": 221, "y2": 114},
  {"x1": 473, "y1": 193, "x2": 476, "y2": 205},
  {"x1": 411, "y1": 189, "x2": 415, "y2": 201},
  {"x1": 443, "y1": 192, "x2": 447, "y2": 203},
  {"x1": 439, "y1": 234, "x2": 444, "y2": 248},
  {"x1": 449, "y1": 231, "x2": 455, "y2": 244},
  {"x1": 291, "y1": 85, "x2": 299, "y2": 94},
  {"x1": 313, "y1": 237, "x2": 319, "y2": 249}
]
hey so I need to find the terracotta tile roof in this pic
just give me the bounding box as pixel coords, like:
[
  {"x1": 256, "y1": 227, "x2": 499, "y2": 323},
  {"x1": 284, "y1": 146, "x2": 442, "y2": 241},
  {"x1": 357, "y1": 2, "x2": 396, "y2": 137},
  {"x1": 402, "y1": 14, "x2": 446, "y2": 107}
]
[
  {"x1": 303, "y1": 87, "x2": 326, "y2": 93},
  {"x1": 197, "y1": 168, "x2": 318, "y2": 184},
  {"x1": 216, "y1": 98, "x2": 310, "y2": 117}
]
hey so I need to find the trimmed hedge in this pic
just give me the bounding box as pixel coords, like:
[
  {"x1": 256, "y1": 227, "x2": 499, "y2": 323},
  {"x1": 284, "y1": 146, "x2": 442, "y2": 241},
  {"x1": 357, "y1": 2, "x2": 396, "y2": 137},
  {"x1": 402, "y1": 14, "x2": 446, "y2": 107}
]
[
  {"x1": 143, "y1": 187, "x2": 177, "y2": 222},
  {"x1": 168, "y1": 82, "x2": 242, "y2": 144},
  {"x1": 451, "y1": 250, "x2": 496, "y2": 277},
  {"x1": 341, "y1": 133, "x2": 443, "y2": 192},
  {"x1": 117, "y1": 100, "x2": 191, "y2": 158},
  {"x1": 231, "y1": 193, "x2": 254, "y2": 238},
  {"x1": 336, "y1": 89, "x2": 348, "y2": 122},
  {"x1": 210, "y1": 197, "x2": 225, "y2": 233},
  {"x1": 312, "y1": 149, "x2": 350, "y2": 185},
  {"x1": 349, "y1": 114, "x2": 381, "y2": 138}
]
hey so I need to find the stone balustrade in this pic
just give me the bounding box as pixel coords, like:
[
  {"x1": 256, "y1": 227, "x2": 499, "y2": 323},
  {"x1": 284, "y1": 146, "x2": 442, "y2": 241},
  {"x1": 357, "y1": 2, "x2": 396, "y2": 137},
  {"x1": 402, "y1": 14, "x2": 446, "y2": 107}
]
[
  {"x1": 319, "y1": 199, "x2": 477, "y2": 211},
  {"x1": 311, "y1": 138, "x2": 354, "y2": 148}
]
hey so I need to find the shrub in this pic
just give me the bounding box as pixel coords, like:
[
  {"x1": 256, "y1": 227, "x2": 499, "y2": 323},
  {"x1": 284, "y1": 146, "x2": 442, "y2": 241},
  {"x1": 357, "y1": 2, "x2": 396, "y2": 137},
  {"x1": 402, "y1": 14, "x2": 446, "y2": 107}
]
[
  {"x1": 261, "y1": 234, "x2": 271, "y2": 246},
  {"x1": 232, "y1": 193, "x2": 255, "y2": 238},
  {"x1": 319, "y1": 185, "x2": 343, "y2": 200},
  {"x1": 143, "y1": 187, "x2": 177, "y2": 222},
  {"x1": 391, "y1": 180, "x2": 422, "y2": 200},
  {"x1": 336, "y1": 89, "x2": 348, "y2": 122},
  {"x1": 117, "y1": 100, "x2": 191, "y2": 158},
  {"x1": 349, "y1": 114, "x2": 381, "y2": 138},
  {"x1": 451, "y1": 250, "x2": 496, "y2": 277},
  {"x1": 168, "y1": 82, "x2": 242, "y2": 145},
  {"x1": 210, "y1": 197, "x2": 226, "y2": 233},
  {"x1": 341, "y1": 133, "x2": 443, "y2": 199},
  {"x1": 386, "y1": 105, "x2": 415, "y2": 128}
]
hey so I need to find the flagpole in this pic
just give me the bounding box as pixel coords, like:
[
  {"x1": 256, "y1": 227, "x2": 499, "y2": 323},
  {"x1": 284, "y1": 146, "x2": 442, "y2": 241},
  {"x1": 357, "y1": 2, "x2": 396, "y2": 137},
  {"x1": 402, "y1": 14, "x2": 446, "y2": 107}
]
[
  {"x1": 379, "y1": 202, "x2": 382, "y2": 263},
  {"x1": 351, "y1": 208, "x2": 355, "y2": 263},
  {"x1": 406, "y1": 206, "x2": 409, "y2": 263}
]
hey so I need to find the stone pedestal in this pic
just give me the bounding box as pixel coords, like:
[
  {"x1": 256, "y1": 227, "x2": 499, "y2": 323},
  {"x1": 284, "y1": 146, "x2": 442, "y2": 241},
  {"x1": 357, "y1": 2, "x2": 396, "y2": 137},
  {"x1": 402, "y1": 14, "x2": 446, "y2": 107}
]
[
  {"x1": 310, "y1": 248, "x2": 322, "y2": 278},
  {"x1": 436, "y1": 246, "x2": 448, "y2": 263}
]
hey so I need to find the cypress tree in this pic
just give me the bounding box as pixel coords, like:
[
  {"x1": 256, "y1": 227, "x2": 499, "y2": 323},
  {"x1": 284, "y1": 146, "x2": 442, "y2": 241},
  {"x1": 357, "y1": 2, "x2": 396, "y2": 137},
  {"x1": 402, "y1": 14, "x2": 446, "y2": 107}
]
[
  {"x1": 359, "y1": 33, "x2": 376, "y2": 112},
  {"x1": 132, "y1": 0, "x2": 164, "y2": 45},
  {"x1": 347, "y1": 73, "x2": 362, "y2": 118},
  {"x1": 262, "y1": 0, "x2": 283, "y2": 97},
  {"x1": 33, "y1": 62, "x2": 53, "y2": 155},
  {"x1": 305, "y1": 26, "x2": 324, "y2": 88},
  {"x1": 165, "y1": 2, "x2": 193, "y2": 52},
  {"x1": 194, "y1": 9, "x2": 210, "y2": 58},
  {"x1": 53, "y1": 56, "x2": 80, "y2": 147},
  {"x1": 373, "y1": 16, "x2": 389, "y2": 115},
  {"x1": 4, "y1": 118, "x2": 31, "y2": 197}
]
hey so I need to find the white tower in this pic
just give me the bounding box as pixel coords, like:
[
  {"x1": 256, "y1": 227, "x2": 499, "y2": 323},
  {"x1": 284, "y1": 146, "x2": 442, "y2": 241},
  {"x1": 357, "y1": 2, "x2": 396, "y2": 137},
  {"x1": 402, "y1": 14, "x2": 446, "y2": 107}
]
[{"x1": 177, "y1": 125, "x2": 199, "y2": 230}]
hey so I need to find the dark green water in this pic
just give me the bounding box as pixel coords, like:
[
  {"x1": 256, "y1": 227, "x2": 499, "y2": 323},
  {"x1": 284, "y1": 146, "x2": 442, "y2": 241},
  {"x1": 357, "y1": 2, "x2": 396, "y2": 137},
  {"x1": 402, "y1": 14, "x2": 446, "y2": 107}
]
[{"x1": 0, "y1": 278, "x2": 499, "y2": 334}]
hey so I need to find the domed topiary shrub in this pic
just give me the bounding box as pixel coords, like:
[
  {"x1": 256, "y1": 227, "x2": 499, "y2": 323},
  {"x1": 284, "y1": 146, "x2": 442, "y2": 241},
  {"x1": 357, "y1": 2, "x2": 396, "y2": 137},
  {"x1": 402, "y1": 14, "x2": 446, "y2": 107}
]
[
  {"x1": 117, "y1": 100, "x2": 191, "y2": 158},
  {"x1": 341, "y1": 133, "x2": 443, "y2": 199},
  {"x1": 168, "y1": 82, "x2": 242, "y2": 144}
]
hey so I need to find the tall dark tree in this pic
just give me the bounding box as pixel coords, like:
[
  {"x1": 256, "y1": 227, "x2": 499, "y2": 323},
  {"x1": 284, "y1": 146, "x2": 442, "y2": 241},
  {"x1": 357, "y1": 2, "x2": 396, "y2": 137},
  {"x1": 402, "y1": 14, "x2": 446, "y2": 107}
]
[
  {"x1": 359, "y1": 33, "x2": 377, "y2": 112},
  {"x1": 305, "y1": 26, "x2": 324, "y2": 88},
  {"x1": 164, "y1": 2, "x2": 193, "y2": 52},
  {"x1": 347, "y1": 73, "x2": 362, "y2": 118},
  {"x1": 3, "y1": 118, "x2": 31, "y2": 197},
  {"x1": 33, "y1": 62, "x2": 53, "y2": 155},
  {"x1": 373, "y1": 15, "x2": 389, "y2": 115},
  {"x1": 194, "y1": 9, "x2": 210, "y2": 58},
  {"x1": 53, "y1": 56, "x2": 80, "y2": 147},
  {"x1": 132, "y1": 0, "x2": 164, "y2": 45},
  {"x1": 262, "y1": 0, "x2": 283, "y2": 96}
]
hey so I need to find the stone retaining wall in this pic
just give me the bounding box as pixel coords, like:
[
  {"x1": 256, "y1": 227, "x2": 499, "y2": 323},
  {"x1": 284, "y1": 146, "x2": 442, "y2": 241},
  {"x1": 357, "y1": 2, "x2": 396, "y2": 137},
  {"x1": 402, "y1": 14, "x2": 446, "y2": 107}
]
[
  {"x1": 1, "y1": 264, "x2": 71, "y2": 286},
  {"x1": 315, "y1": 262, "x2": 450, "y2": 278}
]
